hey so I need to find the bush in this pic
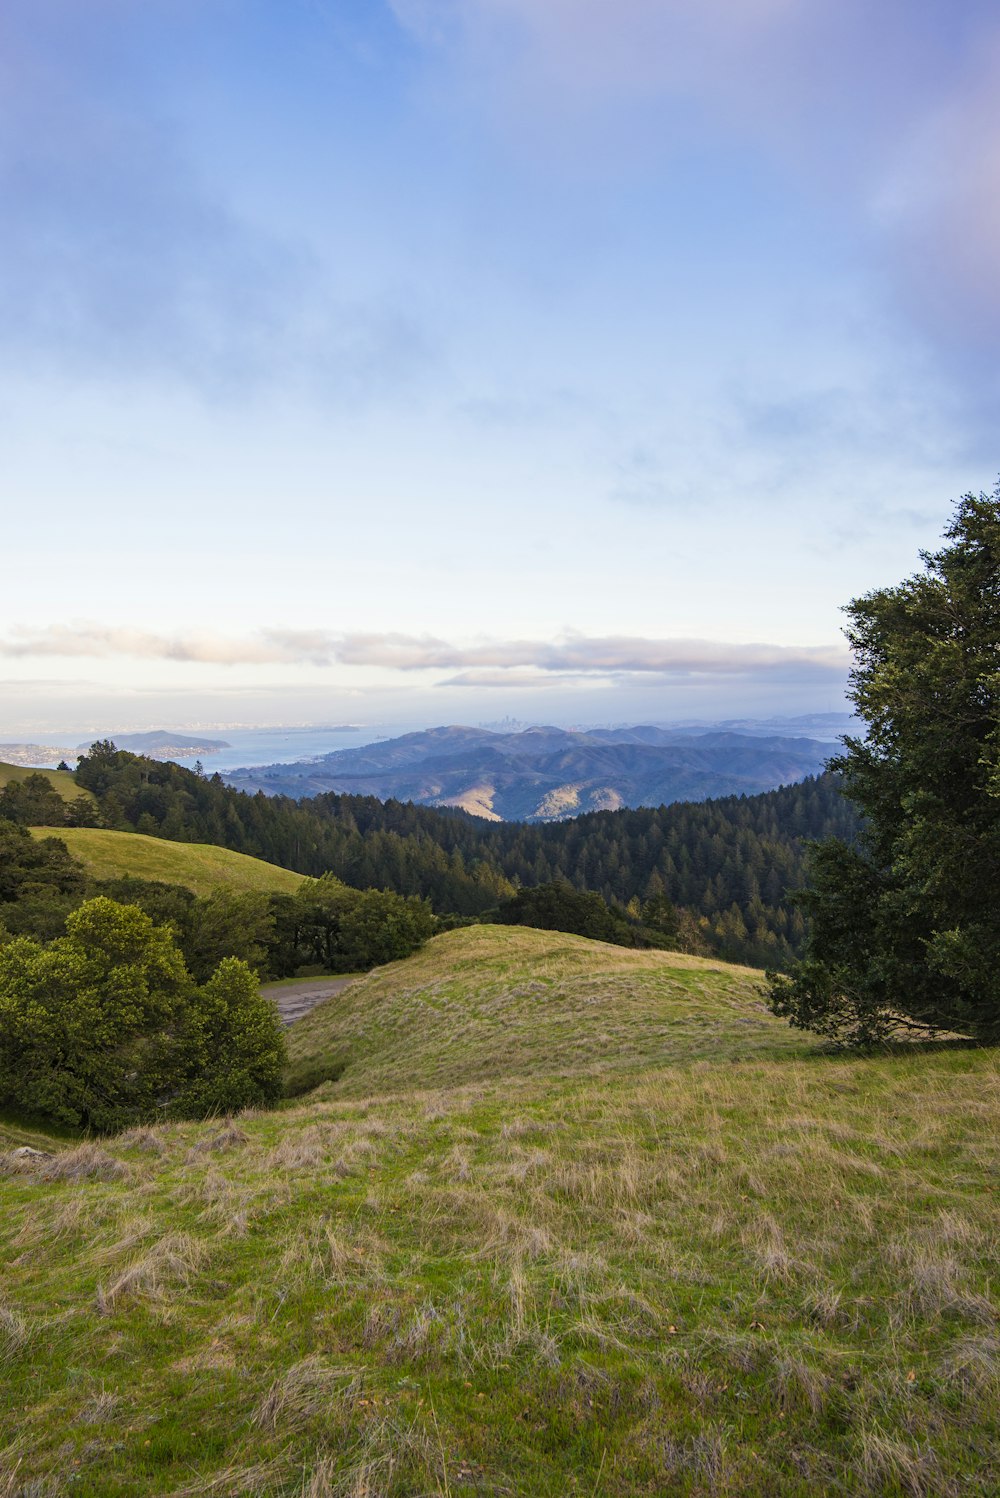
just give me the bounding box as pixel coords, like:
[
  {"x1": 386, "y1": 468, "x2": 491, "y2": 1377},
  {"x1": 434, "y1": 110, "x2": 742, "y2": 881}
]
[
  {"x1": 492, "y1": 880, "x2": 636, "y2": 945},
  {"x1": 0, "y1": 897, "x2": 286, "y2": 1131}
]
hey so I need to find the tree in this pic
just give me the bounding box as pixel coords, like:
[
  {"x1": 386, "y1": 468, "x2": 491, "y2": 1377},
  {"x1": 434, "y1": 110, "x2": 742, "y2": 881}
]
[
  {"x1": 182, "y1": 889, "x2": 275, "y2": 982},
  {"x1": 0, "y1": 896, "x2": 286, "y2": 1130},
  {"x1": 0, "y1": 773, "x2": 68, "y2": 827},
  {"x1": 641, "y1": 891, "x2": 681, "y2": 942},
  {"x1": 492, "y1": 879, "x2": 633, "y2": 944},
  {"x1": 172, "y1": 957, "x2": 286, "y2": 1116},
  {"x1": 767, "y1": 485, "x2": 1000, "y2": 1045},
  {"x1": 0, "y1": 820, "x2": 87, "y2": 940},
  {"x1": 268, "y1": 878, "x2": 436, "y2": 975}
]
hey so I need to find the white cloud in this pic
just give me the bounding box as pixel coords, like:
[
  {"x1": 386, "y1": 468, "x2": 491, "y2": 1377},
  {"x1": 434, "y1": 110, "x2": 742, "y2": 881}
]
[{"x1": 0, "y1": 623, "x2": 848, "y2": 680}]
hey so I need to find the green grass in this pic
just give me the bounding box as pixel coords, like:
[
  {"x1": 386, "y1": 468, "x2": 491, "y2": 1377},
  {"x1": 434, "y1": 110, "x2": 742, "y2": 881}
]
[
  {"x1": 285, "y1": 925, "x2": 816, "y2": 1098},
  {"x1": 28, "y1": 826, "x2": 305, "y2": 898},
  {"x1": 0, "y1": 760, "x2": 95, "y2": 804},
  {"x1": 0, "y1": 927, "x2": 997, "y2": 1496}
]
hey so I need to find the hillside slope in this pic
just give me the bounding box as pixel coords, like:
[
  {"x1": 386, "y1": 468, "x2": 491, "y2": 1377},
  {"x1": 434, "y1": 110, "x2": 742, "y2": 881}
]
[
  {"x1": 0, "y1": 761, "x2": 95, "y2": 804},
  {"x1": 28, "y1": 826, "x2": 305, "y2": 897},
  {"x1": 285, "y1": 925, "x2": 815, "y2": 1096},
  {"x1": 0, "y1": 924, "x2": 995, "y2": 1496}
]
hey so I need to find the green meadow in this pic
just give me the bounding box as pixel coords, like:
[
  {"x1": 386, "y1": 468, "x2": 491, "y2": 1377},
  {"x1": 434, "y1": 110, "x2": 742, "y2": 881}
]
[
  {"x1": 0, "y1": 762, "x2": 95, "y2": 805},
  {"x1": 27, "y1": 826, "x2": 306, "y2": 899},
  {"x1": 1, "y1": 927, "x2": 997, "y2": 1496}
]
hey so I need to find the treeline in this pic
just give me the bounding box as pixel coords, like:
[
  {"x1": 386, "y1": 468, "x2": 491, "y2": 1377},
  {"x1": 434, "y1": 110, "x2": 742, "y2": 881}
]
[
  {"x1": 14, "y1": 743, "x2": 860, "y2": 967},
  {"x1": 0, "y1": 896, "x2": 287, "y2": 1131},
  {"x1": 0, "y1": 821, "x2": 434, "y2": 980}
]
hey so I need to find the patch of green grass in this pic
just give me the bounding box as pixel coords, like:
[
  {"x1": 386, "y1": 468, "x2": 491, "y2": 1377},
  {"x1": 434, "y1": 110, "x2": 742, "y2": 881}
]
[
  {"x1": 1, "y1": 1052, "x2": 996, "y2": 1495},
  {"x1": 28, "y1": 826, "x2": 305, "y2": 898},
  {"x1": 1, "y1": 927, "x2": 997, "y2": 1495},
  {"x1": 0, "y1": 761, "x2": 95, "y2": 804},
  {"x1": 285, "y1": 924, "x2": 816, "y2": 1098}
]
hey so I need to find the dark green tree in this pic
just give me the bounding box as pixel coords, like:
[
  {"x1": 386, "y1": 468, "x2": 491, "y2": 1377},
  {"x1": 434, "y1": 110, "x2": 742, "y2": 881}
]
[
  {"x1": 641, "y1": 891, "x2": 681, "y2": 942},
  {"x1": 0, "y1": 773, "x2": 68, "y2": 827},
  {"x1": 0, "y1": 820, "x2": 87, "y2": 940},
  {"x1": 182, "y1": 889, "x2": 275, "y2": 982},
  {"x1": 767, "y1": 485, "x2": 1000, "y2": 1045},
  {"x1": 0, "y1": 897, "x2": 286, "y2": 1130},
  {"x1": 492, "y1": 880, "x2": 634, "y2": 944}
]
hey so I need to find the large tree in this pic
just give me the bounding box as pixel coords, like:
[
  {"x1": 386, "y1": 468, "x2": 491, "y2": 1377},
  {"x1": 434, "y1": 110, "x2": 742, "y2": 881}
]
[
  {"x1": 0, "y1": 897, "x2": 286, "y2": 1130},
  {"x1": 767, "y1": 485, "x2": 1000, "y2": 1046}
]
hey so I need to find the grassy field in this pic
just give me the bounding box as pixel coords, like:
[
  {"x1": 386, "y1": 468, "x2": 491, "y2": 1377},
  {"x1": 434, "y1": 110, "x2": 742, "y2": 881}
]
[
  {"x1": 0, "y1": 761, "x2": 95, "y2": 804},
  {"x1": 1, "y1": 928, "x2": 997, "y2": 1496},
  {"x1": 284, "y1": 925, "x2": 814, "y2": 1097},
  {"x1": 28, "y1": 826, "x2": 305, "y2": 898}
]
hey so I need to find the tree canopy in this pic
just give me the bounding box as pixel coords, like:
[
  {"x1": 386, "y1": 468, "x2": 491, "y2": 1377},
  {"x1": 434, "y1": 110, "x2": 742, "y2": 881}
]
[
  {"x1": 0, "y1": 897, "x2": 286, "y2": 1130},
  {"x1": 768, "y1": 485, "x2": 1000, "y2": 1045},
  {"x1": 69, "y1": 737, "x2": 855, "y2": 968}
]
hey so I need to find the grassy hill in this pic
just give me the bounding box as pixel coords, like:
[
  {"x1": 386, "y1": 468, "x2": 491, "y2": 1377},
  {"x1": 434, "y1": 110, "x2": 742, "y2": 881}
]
[
  {"x1": 1, "y1": 927, "x2": 996, "y2": 1496},
  {"x1": 28, "y1": 825, "x2": 305, "y2": 898},
  {"x1": 0, "y1": 760, "x2": 95, "y2": 804},
  {"x1": 284, "y1": 925, "x2": 813, "y2": 1097}
]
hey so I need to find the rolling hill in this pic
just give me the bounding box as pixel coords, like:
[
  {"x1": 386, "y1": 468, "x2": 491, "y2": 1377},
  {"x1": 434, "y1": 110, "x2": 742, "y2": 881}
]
[
  {"x1": 0, "y1": 761, "x2": 95, "y2": 804},
  {"x1": 284, "y1": 924, "x2": 809, "y2": 1096},
  {"x1": 1, "y1": 924, "x2": 996, "y2": 1496},
  {"x1": 27, "y1": 826, "x2": 305, "y2": 898},
  {"x1": 223, "y1": 723, "x2": 833, "y2": 820}
]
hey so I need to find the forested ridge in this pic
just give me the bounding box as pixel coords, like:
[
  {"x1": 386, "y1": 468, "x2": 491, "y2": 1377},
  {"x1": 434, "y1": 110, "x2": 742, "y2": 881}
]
[{"x1": 4, "y1": 744, "x2": 858, "y2": 967}]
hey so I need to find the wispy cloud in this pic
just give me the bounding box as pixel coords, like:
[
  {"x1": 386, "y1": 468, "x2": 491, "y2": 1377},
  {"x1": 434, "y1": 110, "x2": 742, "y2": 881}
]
[
  {"x1": 392, "y1": 0, "x2": 1000, "y2": 364},
  {"x1": 0, "y1": 623, "x2": 849, "y2": 680},
  {"x1": 0, "y1": 5, "x2": 431, "y2": 399}
]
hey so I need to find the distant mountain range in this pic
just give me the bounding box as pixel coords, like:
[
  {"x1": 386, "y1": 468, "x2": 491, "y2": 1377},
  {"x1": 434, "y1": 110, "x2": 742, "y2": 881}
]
[{"x1": 223, "y1": 723, "x2": 836, "y2": 821}]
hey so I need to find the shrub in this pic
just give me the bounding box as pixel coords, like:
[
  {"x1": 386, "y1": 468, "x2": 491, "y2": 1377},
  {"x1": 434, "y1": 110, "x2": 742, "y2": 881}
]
[{"x1": 0, "y1": 897, "x2": 286, "y2": 1131}]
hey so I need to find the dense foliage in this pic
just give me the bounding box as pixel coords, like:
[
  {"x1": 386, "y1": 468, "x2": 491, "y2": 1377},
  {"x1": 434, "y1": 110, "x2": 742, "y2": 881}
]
[
  {"x1": 490, "y1": 880, "x2": 643, "y2": 945},
  {"x1": 0, "y1": 771, "x2": 99, "y2": 829},
  {"x1": 267, "y1": 878, "x2": 437, "y2": 977},
  {"x1": 0, "y1": 897, "x2": 286, "y2": 1130},
  {"x1": 768, "y1": 487, "x2": 1000, "y2": 1045},
  {"x1": 488, "y1": 880, "x2": 691, "y2": 951},
  {"x1": 0, "y1": 819, "x2": 88, "y2": 940},
  {"x1": 0, "y1": 828, "x2": 436, "y2": 983},
  {"x1": 65, "y1": 743, "x2": 856, "y2": 967}
]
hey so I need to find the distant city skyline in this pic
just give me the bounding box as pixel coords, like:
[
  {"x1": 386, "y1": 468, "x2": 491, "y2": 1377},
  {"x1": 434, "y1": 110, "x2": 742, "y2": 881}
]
[{"x1": 2, "y1": 1, "x2": 997, "y2": 732}]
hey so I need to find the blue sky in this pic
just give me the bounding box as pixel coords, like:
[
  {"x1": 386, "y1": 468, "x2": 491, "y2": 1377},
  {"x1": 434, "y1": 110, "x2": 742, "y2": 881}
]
[{"x1": 1, "y1": 0, "x2": 997, "y2": 734}]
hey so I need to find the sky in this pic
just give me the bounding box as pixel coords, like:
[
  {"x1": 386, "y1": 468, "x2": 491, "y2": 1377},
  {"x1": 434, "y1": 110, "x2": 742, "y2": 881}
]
[{"x1": 1, "y1": 0, "x2": 997, "y2": 736}]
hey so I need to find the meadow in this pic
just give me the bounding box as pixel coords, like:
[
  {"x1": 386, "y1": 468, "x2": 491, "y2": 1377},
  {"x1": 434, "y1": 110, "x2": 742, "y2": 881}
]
[
  {"x1": 0, "y1": 763, "x2": 95, "y2": 805},
  {"x1": 27, "y1": 826, "x2": 306, "y2": 899},
  {"x1": 1, "y1": 928, "x2": 996, "y2": 1496}
]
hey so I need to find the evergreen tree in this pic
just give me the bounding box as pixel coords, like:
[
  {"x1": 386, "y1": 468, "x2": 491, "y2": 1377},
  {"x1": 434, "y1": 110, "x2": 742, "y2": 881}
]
[{"x1": 768, "y1": 486, "x2": 1000, "y2": 1044}]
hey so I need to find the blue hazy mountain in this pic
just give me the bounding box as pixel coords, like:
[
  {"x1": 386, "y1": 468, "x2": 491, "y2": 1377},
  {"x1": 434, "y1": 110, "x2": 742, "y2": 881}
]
[{"x1": 223, "y1": 723, "x2": 835, "y2": 822}]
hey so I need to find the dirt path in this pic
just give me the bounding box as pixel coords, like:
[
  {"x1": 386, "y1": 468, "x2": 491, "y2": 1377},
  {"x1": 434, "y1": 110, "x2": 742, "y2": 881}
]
[{"x1": 260, "y1": 977, "x2": 356, "y2": 1028}]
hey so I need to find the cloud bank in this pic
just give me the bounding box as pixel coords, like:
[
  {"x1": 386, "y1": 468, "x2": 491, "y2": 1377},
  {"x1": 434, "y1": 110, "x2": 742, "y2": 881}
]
[{"x1": 0, "y1": 624, "x2": 848, "y2": 682}]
